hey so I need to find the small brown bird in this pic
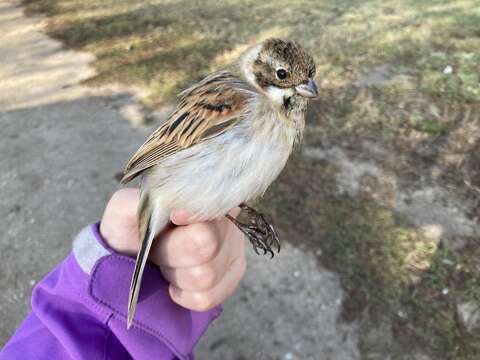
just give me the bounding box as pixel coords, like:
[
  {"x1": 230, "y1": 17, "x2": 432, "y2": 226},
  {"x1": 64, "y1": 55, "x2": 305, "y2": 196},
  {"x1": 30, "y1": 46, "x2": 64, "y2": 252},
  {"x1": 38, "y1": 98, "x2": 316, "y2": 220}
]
[{"x1": 122, "y1": 38, "x2": 318, "y2": 327}]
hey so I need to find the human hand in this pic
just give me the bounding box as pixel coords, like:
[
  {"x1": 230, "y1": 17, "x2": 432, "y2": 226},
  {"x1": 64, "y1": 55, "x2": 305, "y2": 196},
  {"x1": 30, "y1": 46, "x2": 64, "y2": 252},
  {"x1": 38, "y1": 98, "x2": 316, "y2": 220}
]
[{"x1": 99, "y1": 188, "x2": 247, "y2": 312}]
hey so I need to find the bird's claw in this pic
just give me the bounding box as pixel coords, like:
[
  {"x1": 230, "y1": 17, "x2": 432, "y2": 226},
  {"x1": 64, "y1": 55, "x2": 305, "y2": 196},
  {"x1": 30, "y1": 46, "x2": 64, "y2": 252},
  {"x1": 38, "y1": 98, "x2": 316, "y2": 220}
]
[{"x1": 226, "y1": 204, "x2": 280, "y2": 258}]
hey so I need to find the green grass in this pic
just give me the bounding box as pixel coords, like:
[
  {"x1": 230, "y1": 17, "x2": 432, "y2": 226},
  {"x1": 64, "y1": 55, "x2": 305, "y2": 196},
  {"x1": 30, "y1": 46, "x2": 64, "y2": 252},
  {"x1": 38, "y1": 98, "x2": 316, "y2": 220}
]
[{"x1": 23, "y1": 0, "x2": 480, "y2": 358}]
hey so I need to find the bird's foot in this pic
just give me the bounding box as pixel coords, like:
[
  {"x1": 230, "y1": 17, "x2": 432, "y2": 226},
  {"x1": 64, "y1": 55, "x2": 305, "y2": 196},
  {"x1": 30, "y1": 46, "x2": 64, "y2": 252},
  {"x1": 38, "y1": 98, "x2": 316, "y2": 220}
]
[{"x1": 226, "y1": 204, "x2": 280, "y2": 258}]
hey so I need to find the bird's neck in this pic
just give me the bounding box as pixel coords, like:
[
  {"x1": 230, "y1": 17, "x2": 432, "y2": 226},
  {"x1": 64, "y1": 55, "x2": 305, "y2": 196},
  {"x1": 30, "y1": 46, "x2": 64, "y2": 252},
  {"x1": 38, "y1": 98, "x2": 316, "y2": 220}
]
[
  {"x1": 249, "y1": 93, "x2": 306, "y2": 150},
  {"x1": 234, "y1": 47, "x2": 306, "y2": 120}
]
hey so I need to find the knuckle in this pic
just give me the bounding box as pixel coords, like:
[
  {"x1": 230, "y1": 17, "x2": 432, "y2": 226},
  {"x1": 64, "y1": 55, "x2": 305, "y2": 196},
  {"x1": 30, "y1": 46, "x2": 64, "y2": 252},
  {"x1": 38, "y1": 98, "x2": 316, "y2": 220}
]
[
  {"x1": 190, "y1": 224, "x2": 219, "y2": 263},
  {"x1": 108, "y1": 189, "x2": 138, "y2": 218},
  {"x1": 109, "y1": 189, "x2": 124, "y2": 202},
  {"x1": 110, "y1": 188, "x2": 131, "y2": 204}
]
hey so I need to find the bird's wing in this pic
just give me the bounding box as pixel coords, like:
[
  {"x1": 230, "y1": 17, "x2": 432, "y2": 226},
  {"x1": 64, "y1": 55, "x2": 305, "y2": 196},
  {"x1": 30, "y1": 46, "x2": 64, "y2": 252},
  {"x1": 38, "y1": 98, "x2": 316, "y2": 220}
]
[{"x1": 121, "y1": 71, "x2": 252, "y2": 183}]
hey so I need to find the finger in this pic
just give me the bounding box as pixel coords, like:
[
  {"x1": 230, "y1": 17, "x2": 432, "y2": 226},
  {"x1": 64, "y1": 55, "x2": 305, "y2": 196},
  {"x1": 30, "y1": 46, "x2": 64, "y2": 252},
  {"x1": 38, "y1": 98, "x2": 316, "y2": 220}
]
[
  {"x1": 229, "y1": 207, "x2": 241, "y2": 218},
  {"x1": 149, "y1": 221, "x2": 223, "y2": 268},
  {"x1": 171, "y1": 206, "x2": 242, "y2": 226},
  {"x1": 168, "y1": 206, "x2": 242, "y2": 254},
  {"x1": 159, "y1": 235, "x2": 231, "y2": 291},
  {"x1": 170, "y1": 209, "x2": 195, "y2": 225},
  {"x1": 169, "y1": 255, "x2": 246, "y2": 312}
]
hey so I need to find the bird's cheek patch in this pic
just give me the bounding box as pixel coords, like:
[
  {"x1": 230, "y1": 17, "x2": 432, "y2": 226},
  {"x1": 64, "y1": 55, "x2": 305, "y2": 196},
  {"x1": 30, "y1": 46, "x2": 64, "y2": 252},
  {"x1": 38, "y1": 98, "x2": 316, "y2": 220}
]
[{"x1": 266, "y1": 86, "x2": 295, "y2": 106}]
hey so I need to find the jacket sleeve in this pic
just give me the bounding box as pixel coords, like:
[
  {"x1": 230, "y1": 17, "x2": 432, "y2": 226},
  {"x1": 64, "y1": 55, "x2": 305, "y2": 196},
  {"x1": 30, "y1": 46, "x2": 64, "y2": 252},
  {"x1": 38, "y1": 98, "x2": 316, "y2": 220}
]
[{"x1": 0, "y1": 223, "x2": 222, "y2": 360}]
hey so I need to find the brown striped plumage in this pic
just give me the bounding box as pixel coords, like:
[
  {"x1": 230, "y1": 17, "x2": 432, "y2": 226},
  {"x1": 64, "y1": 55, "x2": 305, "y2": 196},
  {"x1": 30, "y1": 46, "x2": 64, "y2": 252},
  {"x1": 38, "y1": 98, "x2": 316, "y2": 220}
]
[{"x1": 122, "y1": 71, "x2": 252, "y2": 183}]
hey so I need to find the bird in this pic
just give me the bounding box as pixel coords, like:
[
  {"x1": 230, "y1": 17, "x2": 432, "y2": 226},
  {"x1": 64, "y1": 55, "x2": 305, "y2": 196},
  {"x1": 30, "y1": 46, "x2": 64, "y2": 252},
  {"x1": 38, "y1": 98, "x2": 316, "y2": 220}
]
[{"x1": 121, "y1": 38, "x2": 318, "y2": 328}]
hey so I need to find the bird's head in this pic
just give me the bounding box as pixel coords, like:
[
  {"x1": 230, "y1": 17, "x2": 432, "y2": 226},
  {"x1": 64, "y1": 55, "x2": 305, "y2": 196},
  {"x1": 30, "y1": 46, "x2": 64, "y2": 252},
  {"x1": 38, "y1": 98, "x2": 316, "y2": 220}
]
[{"x1": 240, "y1": 38, "x2": 318, "y2": 105}]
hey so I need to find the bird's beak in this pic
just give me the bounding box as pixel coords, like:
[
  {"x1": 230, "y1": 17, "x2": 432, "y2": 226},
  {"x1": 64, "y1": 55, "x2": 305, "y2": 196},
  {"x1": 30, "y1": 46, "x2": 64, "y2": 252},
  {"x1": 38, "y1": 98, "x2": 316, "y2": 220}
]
[{"x1": 295, "y1": 78, "x2": 319, "y2": 98}]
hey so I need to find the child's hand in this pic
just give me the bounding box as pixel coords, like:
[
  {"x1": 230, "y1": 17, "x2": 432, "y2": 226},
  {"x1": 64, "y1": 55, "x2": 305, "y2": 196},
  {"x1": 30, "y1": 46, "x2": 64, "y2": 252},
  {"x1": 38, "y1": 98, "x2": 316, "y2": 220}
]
[{"x1": 100, "y1": 188, "x2": 246, "y2": 312}]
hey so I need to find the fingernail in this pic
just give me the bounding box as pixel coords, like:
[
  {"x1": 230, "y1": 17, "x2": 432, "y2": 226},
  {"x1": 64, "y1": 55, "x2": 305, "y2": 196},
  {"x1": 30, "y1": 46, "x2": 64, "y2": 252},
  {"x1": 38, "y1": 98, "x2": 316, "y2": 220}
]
[{"x1": 170, "y1": 209, "x2": 193, "y2": 224}]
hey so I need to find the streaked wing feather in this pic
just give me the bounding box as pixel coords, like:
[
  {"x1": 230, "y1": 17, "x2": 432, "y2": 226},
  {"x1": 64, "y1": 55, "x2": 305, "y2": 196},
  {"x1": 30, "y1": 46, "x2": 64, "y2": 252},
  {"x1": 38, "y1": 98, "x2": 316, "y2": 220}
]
[{"x1": 121, "y1": 71, "x2": 251, "y2": 183}]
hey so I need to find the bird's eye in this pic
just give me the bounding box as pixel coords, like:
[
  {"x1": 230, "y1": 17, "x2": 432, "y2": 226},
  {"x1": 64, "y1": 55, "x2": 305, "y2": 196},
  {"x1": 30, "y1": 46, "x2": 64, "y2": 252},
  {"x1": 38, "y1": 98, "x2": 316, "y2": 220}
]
[{"x1": 276, "y1": 69, "x2": 288, "y2": 80}]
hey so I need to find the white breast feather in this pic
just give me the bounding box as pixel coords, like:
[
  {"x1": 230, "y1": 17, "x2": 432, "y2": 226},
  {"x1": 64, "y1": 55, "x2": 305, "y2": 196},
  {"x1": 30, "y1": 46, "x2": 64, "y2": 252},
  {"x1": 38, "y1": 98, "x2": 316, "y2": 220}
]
[{"x1": 146, "y1": 101, "x2": 297, "y2": 220}]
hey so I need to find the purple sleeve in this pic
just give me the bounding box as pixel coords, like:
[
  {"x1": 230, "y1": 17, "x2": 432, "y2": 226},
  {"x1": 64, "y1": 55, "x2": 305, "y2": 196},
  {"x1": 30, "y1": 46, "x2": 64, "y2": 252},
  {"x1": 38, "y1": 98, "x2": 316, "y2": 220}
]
[{"x1": 0, "y1": 223, "x2": 222, "y2": 360}]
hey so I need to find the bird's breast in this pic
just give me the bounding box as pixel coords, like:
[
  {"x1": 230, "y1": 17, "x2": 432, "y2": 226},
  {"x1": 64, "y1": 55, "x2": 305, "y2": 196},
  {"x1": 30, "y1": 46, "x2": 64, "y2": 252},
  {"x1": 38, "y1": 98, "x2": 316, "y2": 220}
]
[{"x1": 146, "y1": 108, "x2": 299, "y2": 219}]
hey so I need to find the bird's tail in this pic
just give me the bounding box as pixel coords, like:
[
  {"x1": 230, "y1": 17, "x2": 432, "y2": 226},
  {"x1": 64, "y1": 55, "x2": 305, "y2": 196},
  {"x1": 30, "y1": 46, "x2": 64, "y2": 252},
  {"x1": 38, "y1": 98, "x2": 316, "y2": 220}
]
[{"x1": 127, "y1": 192, "x2": 168, "y2": 328}]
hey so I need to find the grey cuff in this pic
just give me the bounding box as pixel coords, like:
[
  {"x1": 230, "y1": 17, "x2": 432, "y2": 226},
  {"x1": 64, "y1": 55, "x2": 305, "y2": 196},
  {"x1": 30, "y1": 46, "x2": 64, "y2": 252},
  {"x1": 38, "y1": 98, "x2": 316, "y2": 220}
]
[{"x1": 72, "y1": 223, "x2": 111, "y2": 274}]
